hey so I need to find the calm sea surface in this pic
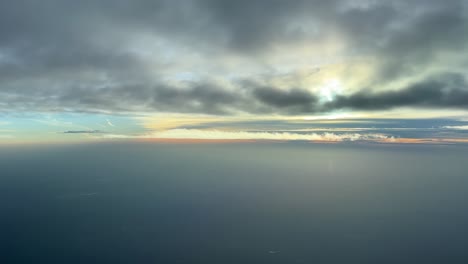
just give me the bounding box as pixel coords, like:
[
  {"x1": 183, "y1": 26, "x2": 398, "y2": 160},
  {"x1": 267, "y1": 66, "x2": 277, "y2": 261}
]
[{"x1": 1, "y1": 142, "x2": 468, "y2": 263}]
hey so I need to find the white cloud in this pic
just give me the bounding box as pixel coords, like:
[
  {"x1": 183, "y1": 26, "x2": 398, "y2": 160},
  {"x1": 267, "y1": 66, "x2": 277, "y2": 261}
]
[
  {"x1": 102, "y1": 129, "x2": 393, "y2": 142},
  {"x1": 443, "y1": 125, "x2": 468, "y2": 130},
  {"x1": 106, "y1": 119, "x2": 115, "y2": 127}
]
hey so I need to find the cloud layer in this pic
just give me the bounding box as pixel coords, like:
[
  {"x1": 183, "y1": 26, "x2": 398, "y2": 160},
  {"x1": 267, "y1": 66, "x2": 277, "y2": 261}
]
[
  {"x1": 1, "y1": 0, "x2": 467, "y2": 115},
  {"x1": 104, "y1": 128, "x2": 393, "y2": 142}
]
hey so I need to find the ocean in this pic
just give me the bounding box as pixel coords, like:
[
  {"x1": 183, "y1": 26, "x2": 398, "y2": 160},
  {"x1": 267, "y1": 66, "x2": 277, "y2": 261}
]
[{"x1": 1, "y1": 142, "x2": 468, "y2": 263}]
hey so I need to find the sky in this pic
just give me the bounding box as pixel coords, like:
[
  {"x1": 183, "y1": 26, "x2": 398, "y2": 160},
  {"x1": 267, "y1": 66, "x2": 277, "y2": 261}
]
[{"x1": 1, "y1": 0, "x2": 468, "y2": 144}]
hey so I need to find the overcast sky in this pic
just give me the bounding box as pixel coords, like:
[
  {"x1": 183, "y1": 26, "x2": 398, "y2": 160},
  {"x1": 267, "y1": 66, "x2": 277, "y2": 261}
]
[{"x1": 1, "y1": 0, "x2": 468, "y2": 142}]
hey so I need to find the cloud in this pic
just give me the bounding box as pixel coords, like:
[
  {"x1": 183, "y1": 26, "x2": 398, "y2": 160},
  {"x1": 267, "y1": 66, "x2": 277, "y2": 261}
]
[
  {"x1": 2, "y1": 70, "x2": 468, "y2": 115},
  {"x1": 443, "y1": 125, "x2": 468, "y2": 130},
  {"x1": 63, "y1": 130, "x2": 104, "y2": 134},
  {"x1": 0, "y1": 0, "x2": 467, "y2": 116},
  {"x1": 95, "y1": 116, "x2": 468, "y2": 143},
  {"x1": 106, "y1": 119, "x2": 115, "y2": 127},
  {"x1": 106, "y1": 128, "x2": 393, "y2": 142},
  {"x1": 326, "y1": 73, "x2": 468, "y2": 111},
  {"x1": 252, "y1": 87, "x2": 318, "y2": 111}
]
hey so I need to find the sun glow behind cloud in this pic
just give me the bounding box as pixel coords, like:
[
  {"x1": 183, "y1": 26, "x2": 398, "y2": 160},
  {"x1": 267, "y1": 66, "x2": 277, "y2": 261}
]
[
  {"x1": 319, "y1": 78, "x2": 343, "y2": 101},
  {"x1": 1, "y1": 1, "x2": 468, "y2": 144}
]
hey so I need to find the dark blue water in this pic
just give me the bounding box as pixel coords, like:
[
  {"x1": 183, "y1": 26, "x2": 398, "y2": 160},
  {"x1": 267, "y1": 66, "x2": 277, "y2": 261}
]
[{"x1": 1, "y1": 142, "x2": 468, "y2": 263}]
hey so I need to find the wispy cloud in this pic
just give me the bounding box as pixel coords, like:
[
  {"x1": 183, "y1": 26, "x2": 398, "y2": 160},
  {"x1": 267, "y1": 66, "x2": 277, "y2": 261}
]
[
  {"x1": 63, "y1": 130, "x2": 104, "y2": 134},
  {"x1": 106, "y1": 119, "x2": 115, "y2": 127},
  {"x1": 103, "y1": 129, "x2": 393, "y2": 142},
  {"x1": 98, "y1": 117, "x2": 468, "y2": 144},
  {"x1": 151, "y1": 129, "x2": 393, "y2": 142},
  {"x1": 443, "y1": 125, "x2": 468, "y2": 130}
]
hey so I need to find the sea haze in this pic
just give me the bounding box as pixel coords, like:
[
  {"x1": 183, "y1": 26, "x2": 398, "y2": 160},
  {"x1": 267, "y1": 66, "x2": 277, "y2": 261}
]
[{"x1": 1, "y1": 142, "x2": 468, "y2": 264}]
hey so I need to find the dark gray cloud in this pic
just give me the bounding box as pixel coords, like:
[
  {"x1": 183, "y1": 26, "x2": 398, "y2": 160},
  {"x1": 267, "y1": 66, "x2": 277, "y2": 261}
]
[
  {"x1": 63, "y1": 130, "x2": 104, "y2": 134},
  {"x1": 2, "y1": 72, "x2": 468, "y2": 115},
  {"x1": 55, "y1": 82, "x2": 251, "y2": 115},
  {"x1": 326, "y1": 73, "x2": 468, "y2": 111},
  {"x1": 0, "y1": 0, "x2": 467, "y2": 115},
  {"x1": 373, "y1": 2, "x2": 468, "y2": 81},
  {"x1": 197, "y1": 0, "x2": 337, "y2": 52},
  {"x1": 252, "y1": 87, "x2": 319, "y2": 113}
]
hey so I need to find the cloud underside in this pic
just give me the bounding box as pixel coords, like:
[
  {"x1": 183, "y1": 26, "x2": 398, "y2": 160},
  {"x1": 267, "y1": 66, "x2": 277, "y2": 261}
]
[
  {"x1": 1, "y1": 0, "x2": 468, "y2": 115},
  {"x1": 4, "y1": 73, "x2": 467, "y2": 115}
]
